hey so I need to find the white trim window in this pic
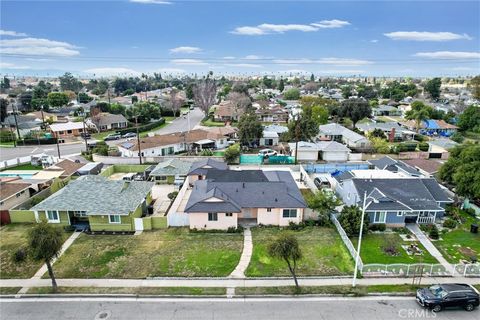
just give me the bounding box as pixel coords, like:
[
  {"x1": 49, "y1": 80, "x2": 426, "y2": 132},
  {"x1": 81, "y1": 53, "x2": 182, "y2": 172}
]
[
  {"x1": 208, "y1": 212, "x2": 218, "y2": 221},
  {"x1": 225, "y1": 213, "x2": 233, "y2": 217},
  {"x1": 397, "y1": 211, "x2": 403, "y2": 217},
  {"x1": 109, "y1": 215, "x2": 121, "y2": 224},
  {"x1": 373, "y1": 211, "x2": 386, "y2": 223},
  {"x1": 282, "y1": 209, "x2": 297, "y2": 218},
  {"x1": 46, "y1": 210, "x2": 60, "y2": 223}
]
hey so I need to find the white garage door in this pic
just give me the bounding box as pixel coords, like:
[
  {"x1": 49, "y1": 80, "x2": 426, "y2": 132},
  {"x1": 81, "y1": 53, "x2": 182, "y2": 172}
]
[{"x1": 323, "y1": 151, "x2": 348, "y2": 162}]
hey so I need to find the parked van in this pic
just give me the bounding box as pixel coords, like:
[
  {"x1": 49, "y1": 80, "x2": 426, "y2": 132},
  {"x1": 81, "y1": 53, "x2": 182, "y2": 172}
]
[{"x1": 122, "y1": 173, "x2": 136, "y2": 181}]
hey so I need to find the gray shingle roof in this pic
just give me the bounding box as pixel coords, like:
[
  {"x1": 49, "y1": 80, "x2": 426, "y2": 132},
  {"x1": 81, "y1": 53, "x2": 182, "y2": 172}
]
[
  {"x1": 187, "y1": 159, "x2": 228, "y2": 176},
  {"x1": 352, "y1": 178, "x2": 450, "y2": 211},
  {"x1": 368, "y1": 156, "x2": 420, "y2": 176},
  {"x1": 31, "y1": 176, "x2": 153, "y2": 215},
  {"x1": 150, "y1": 159, "x2": 193, "y2": 177},
  {"x1": 185, "y1": 169, "x2": 306, "y2": 213},
  {"x1": 318, "y1": 123, "x2": 367, "y2": 143}
]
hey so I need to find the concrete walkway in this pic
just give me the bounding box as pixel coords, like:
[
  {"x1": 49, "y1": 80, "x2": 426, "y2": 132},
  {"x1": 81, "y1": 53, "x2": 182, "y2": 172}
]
[
  {"x1": 406, "y1": 224, "x2": 452, "y2": 272},
  {"x1": 2, "y1": 276, "x2": 478, "y2": 289},
  {"x1": 229, "y1": 228, "x2": 253, "y2": 278}
]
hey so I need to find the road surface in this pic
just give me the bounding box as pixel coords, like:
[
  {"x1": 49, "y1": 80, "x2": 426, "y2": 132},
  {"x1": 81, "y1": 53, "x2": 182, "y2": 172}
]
[
  {"x1": 0, "y1": 297, "x2": 476, "y2": 320},
  {"x1": 0, "y1": 143, "x2": 86, "y2": 161},
  {"x1": 154, "y1": 107, "x2": 204, "y2": 135}
]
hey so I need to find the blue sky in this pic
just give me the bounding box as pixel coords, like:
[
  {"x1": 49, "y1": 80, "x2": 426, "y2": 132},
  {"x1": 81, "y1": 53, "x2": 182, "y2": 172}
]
[{"x1": 1, "y1": 0, "x2": 479, "y2": 77}]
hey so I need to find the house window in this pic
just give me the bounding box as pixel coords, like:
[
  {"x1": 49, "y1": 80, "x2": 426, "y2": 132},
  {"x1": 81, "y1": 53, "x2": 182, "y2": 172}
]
[
  {"x1": 267, "y1": 208, "x2": 272, "y2": 212},
  {"x1": 109, "y1": 215, "x2": 121, "y2": 224},
  {"x1": 373, "y1": 211, "x2": 386, "y2": 223},
  {"x1": 225, "y1": 213, "x2": 233, "y2": 217},
  {"x1": 156, "y1": 176, "x2": 167, "y2": 181},
  {"x1": 46, "y1": 211, "x2": 59, "y2": 223},
  {"x1": 282, "y1": 209, "x2": 297, "y2": 218},
  {"x1": 69, "y1": 211, "x2": 87, "y2": 217},
  {"x1": 397, "y1": 212, "x2": 403, "y2": 217},
  {"x1": 208, "y1": 212, "x2": 218, "y2": 221},
  {"x1": 67, "y1": 130, "x2": 73, "y2": 134},
  {"x1": 59, "y1": 131, "x2": 65, "y2": 135}
]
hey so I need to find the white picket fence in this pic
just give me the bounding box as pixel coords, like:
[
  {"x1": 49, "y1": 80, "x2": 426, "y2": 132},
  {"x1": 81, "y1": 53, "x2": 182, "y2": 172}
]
[
  {"x1": 362, "y1": 263, "x2": 480, "y2": 277},
  {"x1": 0, "y1": 154, "x2": 59, "y2": 170},
  {"x1": 330, "y1": 213, "x2": 364, "y2": 270}
]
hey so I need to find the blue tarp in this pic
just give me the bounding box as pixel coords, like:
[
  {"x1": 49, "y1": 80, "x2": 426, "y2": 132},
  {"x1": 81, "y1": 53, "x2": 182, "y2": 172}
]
[{"x1": 424, "y1": 119, "x2": 440, "y2": 129}]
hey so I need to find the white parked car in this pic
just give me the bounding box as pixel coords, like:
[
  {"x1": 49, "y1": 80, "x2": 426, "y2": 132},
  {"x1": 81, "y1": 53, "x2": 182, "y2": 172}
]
[{"x1": 258, "y1": 149, "x2": 277, "y2": 158}]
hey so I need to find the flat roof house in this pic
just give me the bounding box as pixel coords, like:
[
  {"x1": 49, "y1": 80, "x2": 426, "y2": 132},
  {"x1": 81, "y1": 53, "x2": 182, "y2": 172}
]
[
  {"x1": 184, "y1": 165, "x2": 307, "y2": 230},
  {"x1": 31, "y1": 176, "x2": 153, "y2": 232}
]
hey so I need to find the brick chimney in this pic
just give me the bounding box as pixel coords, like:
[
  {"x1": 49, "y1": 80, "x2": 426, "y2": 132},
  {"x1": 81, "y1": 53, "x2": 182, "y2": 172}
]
[{"x1": 389, "y1": 128, "x2": 395, "y2": 143}]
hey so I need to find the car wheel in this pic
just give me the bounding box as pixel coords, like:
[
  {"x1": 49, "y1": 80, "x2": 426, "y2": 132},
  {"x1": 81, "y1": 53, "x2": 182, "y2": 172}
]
[
  {"x1": 464, "y1": 303, "x2": 474, "y2": 311},
  {"x1": 432, "y1": 305, "x2": 442, "y2": 313}
]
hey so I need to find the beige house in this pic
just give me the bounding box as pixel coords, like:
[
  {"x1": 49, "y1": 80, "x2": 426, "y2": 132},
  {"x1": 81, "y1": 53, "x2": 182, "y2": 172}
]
[
  {"x1": 0, "y1": 182, "x2": 32, "y2": 211},
  {"x1": 184, "y1": 160, "x2": 306, "y2": 230}
]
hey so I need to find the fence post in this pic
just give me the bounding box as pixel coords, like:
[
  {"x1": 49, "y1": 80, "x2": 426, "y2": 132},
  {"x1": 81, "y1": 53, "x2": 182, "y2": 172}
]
[
  {"x1": 464, "y1": 264, "x2": 468, "y2": 277},
  {"x1": 452, "y1": 264, "x2": 457, "y2": 277},
  {"x1": 407, "y1": 264, "x2": 411, "y2": 277},
  {"x1": 430, "y1": 264, "x2": 433, "y2": 276},
  {"x1": 385, "y1": 264, "x2": 388, "y2": 276}
]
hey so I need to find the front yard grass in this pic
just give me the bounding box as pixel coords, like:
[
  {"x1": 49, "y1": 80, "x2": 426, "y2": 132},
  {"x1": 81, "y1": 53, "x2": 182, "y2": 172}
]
[
  {"x1": 245, "y1": 227, "x2": 354, "y2": 277},
  {"x1": 50, "y1": 228, "x2": 243, "y2": 278},
  {"x1": 433, "y1": 212, "x2": 480, "y2": 263},
  {"x1": 1, "y1": 163, "x2": 43, "y2": 171},
  {"x1": 0, "y1": 287, "x2": 21, "y2": 294},
  {"x1": 27, "y1": 286, "x2": 226, "y2": 295},
  {"x1": 236, "y1": 284, "x2": 420, "y2": 296},
  {"x1": 351, "y1": 233, "x2": 438, "y2": 264},
  {"x1": 0, "y1": 224, "x2": 70, "y2": 279},
  {"x1": 201, "y1": 118, "x2": 226, "y2": 127}
]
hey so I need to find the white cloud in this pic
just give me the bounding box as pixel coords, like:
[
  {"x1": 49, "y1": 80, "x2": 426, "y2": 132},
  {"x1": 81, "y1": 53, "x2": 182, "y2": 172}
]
[
  {"x1": 370, "y1": 39, "x2": 379, "y2": 43},
  {"x1": 169, "y1": 46, "x2": 202, "y2": 54},
  {"x1": 129, "y1": 0, "x2": 172, "y2": 4},
  {"x1": 414, "y1": 51, "x2": 480, "y2": 59},
  {"x1": 158, "y1": 67, "x2": 186, "y2": 74},
  {"x1": 83, "y1": 67, "x2": 139, "y2": 76},
  {"x1": 317, "y1": 58, "x2": 372, "y2": 66},
  {"x1": 224, "y1": 63, "x2": 264, "y2": 68},
  {"x1": 0, "y1": 37, "x2": 80, "y2": 56},
  {"x1": 0, "y1": 30, "x2": 28, "y2": 37},
  {"x1": 311, "y1": 19, "x2": 350, "y2": 29},
  {"x1": 222, "y1": 56, "x2": 235, "y2": 60},
  {"x1": 384, "y1": 31, "x2": 472, "y2": 41},
  {"x1": 273, "y1": 59, "x2": 314, "y2": 64},
  {"x1": 244, "y1": 55, "x2": 262, "y2": 60},
  {"x1": 231, "y1": 19, "x2": 350, "y2": 35},
  {"x1": 0, "y1": 62, "x2": 30, "y2": 70},
  {"x1": 171, "y1": 59, "x2": 208, "y2": 66}
]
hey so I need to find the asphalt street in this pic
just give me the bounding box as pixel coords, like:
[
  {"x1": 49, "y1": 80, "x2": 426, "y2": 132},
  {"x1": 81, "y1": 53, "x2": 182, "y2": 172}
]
[
  {"x1": 0, "y1": 143, "x2": 86, "y2": 161},
  {"x1": 154, "y1": 107, "x2": 204, "y2": 135},
  {"x1": 0, "y1": 297, "x2": 477, "y2": 320}
]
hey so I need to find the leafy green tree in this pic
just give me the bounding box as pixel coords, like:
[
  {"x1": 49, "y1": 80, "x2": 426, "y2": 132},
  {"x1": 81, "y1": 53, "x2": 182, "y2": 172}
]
[
  {"x1": 109, "y1": 103, "x2": 126, "y2": 115},
  {"x1": 278, "y1": 78, "x2": 285, "y2": 92},
  {"x1": 439, "y1": 143, "x2": 480, "y2": 200},
  {"x1": 185, "y1": 83, "x2": 194, "y2": 100},
  {"x1": 370, "y1": 128, "x2": 387, "y2": 139},
  {"x1": 59, "y1": 72, "x2": 82, "y2": 92},
  {"x1": 310, "y1": 73, "x2": 315, "y2": 82},
  {"x1": 28, "y1": 221, "x2": 64, "y2": 292},
  {"x1": 127, "y1": 102, "x2": 161, "y2": 123},
  {"x1": 286, "y1": 108, "x2": 319, "y2": 142},
  {"x1": 0, "y1": 98, "x2": 8, "y2": 122},
  {"x1": 468, "y1": 76, "x2": 480, "y2": 100},
  {"x1": 268, "y1": 232, "x2": 302, "y2": 288},
  {"x1": 338, "y1": 205, "x2": 369, "y2": 237},
  {"x1": 341, "y1": 85, "x2": 353, "y2": 99},
  {"x1": 338, "y1": 98, "x2": 371, "y2": 128},
  {"x1": 19, "y1": 91, "x2": 33, "y2": 111},
  {"x1": 77, "y1": 92, "x2": 93, "y2": 103},
  {"x1": 310, "y1": 105, "x2": 329, "y2": 126},
  {"x1": 47, "y1": 92, "x2": 69, "y2": 108},
  {"x1": 237, "y1": 112, "x2": 263, "y2": 146},
  {"x1": 450, "y1": 132, "x2": 464, "y2": 144},
  {"x1": 262, "y1": 76, "x2": 274, "y2": 89},
  {"x1": 306, "y1": 189, "x2": 340, "y2": 224},
  {"x1": 283, "y1": 88, "x2": 300, "y2": 100},
  {"x1": 224, "y1": 143, "x2": 241, "y2": 164},
  {"x1": 457, "y1": 105, "x2": 480, "y2": 132},
  {"x1": 357, "y1": 84, "x2": 377, "y2": 100},
  {"x1": 406, "y1": 106, "x2": 429, "y2": 133},
  {"x1": 424, "y1": 78, "x2": 442, "y2": 101},
  {"x1": 370, "y1": 137, "x2": 391, "y2": 154},
  {"x1": 1, "y1": 76, "x2": 10, "y2": 89}
]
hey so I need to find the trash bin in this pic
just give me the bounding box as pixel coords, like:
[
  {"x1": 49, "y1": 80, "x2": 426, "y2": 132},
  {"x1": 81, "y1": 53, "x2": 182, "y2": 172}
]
[{"x1": 471, "y1": 224, "x2": 478, "y2": 234}]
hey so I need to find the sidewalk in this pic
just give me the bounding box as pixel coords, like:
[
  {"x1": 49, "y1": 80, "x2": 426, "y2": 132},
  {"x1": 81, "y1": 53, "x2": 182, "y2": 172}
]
[
  {"x1": 406, "y1": 224, "x2": 452, "y2": 272},
  {"x1": 2, "y1": 276, "x2": 478, "y2": 289}
]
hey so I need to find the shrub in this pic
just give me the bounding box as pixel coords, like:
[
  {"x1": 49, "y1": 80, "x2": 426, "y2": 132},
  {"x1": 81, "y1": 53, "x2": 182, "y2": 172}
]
[
  {"x1": 369, "y1": 223, "x2": 386, "y2": 232},
  {"x1": 167, "y1": 191, "x2": 178, "y2": 201},
  {"x1": 418, "y1": 142, "x2": 429, "y2": 152},
  {"x1": 464, "y1": 208, "x2": 477, "y2": 217},
  {"x1": 382, "y1": 235, "x2": 399, "y2": 256},
  {"x1": 428, "y1": 224, "x2": 440, "y2": 239},
  {"x1": 287, "y1": 221, "x2": 306, "y2": 231},
  {"x1": 443, "y1": 218, "x2": 457, "y2": 229},
  {"x1": 413, "y1": 134, "x2": 426, "y2": 142},
  {"x1": 450, "y1": 132, "x2": 464, "y2": 143},
  {"x1": 63, "y1": 225, "x2": 76, "y2": 232},
  {"x1": 224, "y1": 143, "x2": 241, "y2": 164},
  {"x1": 12, "y1": 248, "x2": 27, "y2": 263},
  {"x1": 200, "y1": 149, "x2": 213, "y2": 156},
  {"x1": 338, "y1": 205, "x2": 368, "y2": 237}
]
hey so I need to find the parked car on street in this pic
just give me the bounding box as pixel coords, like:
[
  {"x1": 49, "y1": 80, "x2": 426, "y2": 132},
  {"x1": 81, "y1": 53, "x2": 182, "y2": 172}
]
[
  {"x1": 104, "y1": 133, "x2": 122, "y2": 141},
  {"x1": 416, "y1": 284, "x2": 479, "y2": 312},
  {"x1": 122, "y1": 132, "x2": 137, "y2": 139},
  {"x1": 258, "y1": 148, "x2": 277, "y2": 158},
  {"x1": 80, "y1": 132, "x2": 91, "y2": 139}
]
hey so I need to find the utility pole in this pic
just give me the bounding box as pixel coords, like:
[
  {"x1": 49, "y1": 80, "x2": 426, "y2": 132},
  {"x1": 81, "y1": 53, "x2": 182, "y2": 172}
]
[
  {"x1": 82, "y1": 115, "x2": 88, "y2": 152},
  {"x1": 352, "y1": 191, "x2": 368, "y2": 287},
  {"x1": 55, "y1": 131, "x2": 61, "y2": 159},
  {"x1": 135, "y1": 116, "x2": 142, "y2": 164},
  {"x1": 40, "y1": 105, "x2": 46, "y2": 129},
  {"x1": 12, "y1": 102, "x2": 21, "y2": 142},
  {"x1": 9, "y1": 125, "x2": 16, "y2": 147},
  {"x1": 294, "y1": 116, "x2": 300, "y2": 165}
]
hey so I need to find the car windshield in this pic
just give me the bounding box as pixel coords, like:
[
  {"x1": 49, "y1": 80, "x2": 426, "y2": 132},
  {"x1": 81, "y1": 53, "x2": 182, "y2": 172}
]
[{"x1": 429, "y1": 285, "x2": 448, "y2": 298}]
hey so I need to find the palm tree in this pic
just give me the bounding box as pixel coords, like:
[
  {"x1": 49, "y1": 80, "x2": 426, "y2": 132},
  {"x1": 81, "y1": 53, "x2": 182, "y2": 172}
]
[
  {"x1": 268, "y1": 232, "x2": 302, "y2": 288},
  {"x1": 406, "y1": 108, "x2": 429, "y2": 133},
  {"x1": 28, "y1": 221, "x2": 64, "y2": 292}
]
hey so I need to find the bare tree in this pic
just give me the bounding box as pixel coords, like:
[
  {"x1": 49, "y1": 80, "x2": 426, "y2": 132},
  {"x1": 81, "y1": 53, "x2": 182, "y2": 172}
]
[
  {"x1": 193, "y1": 78, "x2": 217, "y2": 115},
  {"x1": 227, "y1": 92, "x2": 251, "y2": 112},
  {"x1": 169, "y1": 89, "x2": 185, "y2": 117}
]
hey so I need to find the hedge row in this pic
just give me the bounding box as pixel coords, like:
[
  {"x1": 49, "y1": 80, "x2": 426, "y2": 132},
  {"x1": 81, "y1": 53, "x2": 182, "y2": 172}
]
[{"x1": 115, "y1": 118, "x2": 165, "y2": 135}]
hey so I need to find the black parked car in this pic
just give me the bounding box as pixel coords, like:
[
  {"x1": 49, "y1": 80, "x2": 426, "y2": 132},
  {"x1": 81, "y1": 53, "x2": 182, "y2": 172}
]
[{"x1": 416, "y1": 284, "x2": 479, "y2": 312}]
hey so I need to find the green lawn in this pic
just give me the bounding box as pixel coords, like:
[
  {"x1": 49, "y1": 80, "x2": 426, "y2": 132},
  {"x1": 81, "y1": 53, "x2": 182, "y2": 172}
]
[
  {"x1": 433, "y1": 213, "x2": 480, "y2": 263},
  {"x1": 27, "y1": 286, "x2": 226, "y2": 295},
  {"x1": 201, "y1": 118, "x2": 226, "y2": 127},
  {"x1": 0, "y1": 141, "x2": 15, "y2": 148},
  {"x1": 0, "y1": 224, "x2": 70, "y2": 279},
  {"x1": 351, "y1": 233, "x2": 438, "y2": 264},
  {"x1": 213, "y1": 151, "x2": 225, "y2": 157},
  {"x1": 246, "y1": 227, "x2": 354, "y2": 277},
  {"x1": 1, "y1": 163, "x2": 43, "y2": 171},
  {"x1": 50, "y1": 228, "x2": 243, "y2": 278},
  {"x1": 0, "y1": 287, "x2": 21, "y2": 295},
  {"x1": 236, "y1": 284, "x2": 421, "y2": 296}
]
